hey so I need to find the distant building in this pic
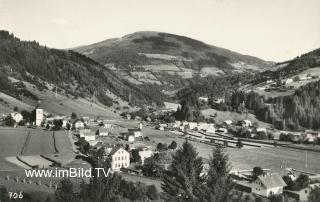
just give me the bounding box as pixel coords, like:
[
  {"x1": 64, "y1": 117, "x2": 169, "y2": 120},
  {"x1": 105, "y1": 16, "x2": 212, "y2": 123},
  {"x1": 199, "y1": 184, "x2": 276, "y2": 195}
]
[
  {"x1": 82, "y1": 117, "x2": 90, "y2": 124},
  {"x1": 128, "y1": 128, "x2": 142, "y2": 138},
  {"x1": 242, "y1": 120, "x2": 252, "y2": 127},
  {"x1": 302, "y1": 131, "x2": 319, "y2": 143},
  {"x1": 98, "y1": 128, "x2": 109, "y2": 136},
  {"x1": 198, "y1": 96, "x2": 209, "y2": 102},
  {"x1": 110, "y1": 146, "x2": 130, "y2": 171},
  {"x1": 10, "y1": 112, "x2": 23, "y2": 123},
  {"x1": 223, "y1": 120, "x2": 233, "y2": 127},
  {"x1": 139, "y1": 149, "x2": 153, "y2": 165},
  {"x1": 284, "y1": 78, "x2": 293, "y2": 85},
  {"x1": 35, "y1": 108, "x2": 44, "y2": 126},
  {"x1": 83, "y1": 132, "x2": 96, "y2": 142},
  {"x1": 73, "y1": 120, "x2": 85, "y2": 130},
  {"x1": 251, "y1": 173, "x2": 286, "y2": 197},
  {"x1": 185, "y1": 122, "x2": 198, "y2": 130}
]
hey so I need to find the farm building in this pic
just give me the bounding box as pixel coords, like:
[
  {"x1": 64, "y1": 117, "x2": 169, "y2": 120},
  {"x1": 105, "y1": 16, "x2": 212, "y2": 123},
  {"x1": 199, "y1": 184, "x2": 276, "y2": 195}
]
[
  {"x1": 251, "y1": 173, "x2": 286, "y2": 197},
  {"x1": 110, "y1": 146, "x2": 130, "y2": 171},
  {"x1": 185, "y1": 122, "x2": 198, "y2": 130}
]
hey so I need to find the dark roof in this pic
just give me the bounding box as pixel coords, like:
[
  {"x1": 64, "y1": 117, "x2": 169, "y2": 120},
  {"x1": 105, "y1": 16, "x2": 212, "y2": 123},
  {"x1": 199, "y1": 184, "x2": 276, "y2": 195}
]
[
  {"x1": 257, "y1": 174, "x2": 287, "y2": 188},
  {"x1": 109, "y1": 145, "x2": 126, "y2": 156}
]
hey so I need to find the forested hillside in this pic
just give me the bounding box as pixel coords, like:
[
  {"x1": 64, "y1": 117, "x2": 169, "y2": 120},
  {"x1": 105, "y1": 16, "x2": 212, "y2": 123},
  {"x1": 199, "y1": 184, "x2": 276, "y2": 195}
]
[
  {"x1": 0, "y1": 30, "x2": 164, "y2": 106},
  {"x1": 230, "y1": 79, "x2": 320, "y2": 130}
]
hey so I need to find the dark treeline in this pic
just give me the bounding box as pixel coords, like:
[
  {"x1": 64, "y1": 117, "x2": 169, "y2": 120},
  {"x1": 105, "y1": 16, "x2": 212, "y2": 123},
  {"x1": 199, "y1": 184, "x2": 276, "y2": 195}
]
[{"x1": 0, "y1": 30, "x2": 164, "y2": 106}]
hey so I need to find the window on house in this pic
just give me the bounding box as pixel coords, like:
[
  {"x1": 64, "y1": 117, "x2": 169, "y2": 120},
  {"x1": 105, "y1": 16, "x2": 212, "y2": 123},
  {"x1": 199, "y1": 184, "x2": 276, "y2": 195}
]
[{"x1": 122, "y1": 157, "x2": 123, "y2": 160}]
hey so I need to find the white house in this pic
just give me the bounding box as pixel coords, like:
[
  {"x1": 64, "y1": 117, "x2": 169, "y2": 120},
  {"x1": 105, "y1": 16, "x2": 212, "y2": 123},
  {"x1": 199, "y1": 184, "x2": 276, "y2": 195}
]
[
  {"x1": 251, "y1": 173, "x2": 287, "y2": 197},
  {"x1": 98, "y1": 128, "x2": 109, "y2": 136},
  {"x1": 198, "y1": 96, "x2": 209, "y2": 102},
  {"x1": 302, "y1": 131, "x2": 319, "y2": 143},
  {"x1": 10, "y1": 112, "x2": 23, "y2": 123},
  {"x1": 128, "y1": 128, "x2": 142, "y2": 138},
  {"x1": 206, "y1": 124, "x2": 216, "y2": 134},
  {"x1": 139, "y1": 149, "x2": 153, "y2": 165},
  {"x1": 284, "y1": 78, "x2": 293, "y2": 85},
  {"x1": 84, "y1": 132, "x2": 96, "y2": 142},
  {"x1": 242, "y1": 120, "x2": 252, "y2": 127},
  {"x1": 74, "y1": 120, "x2": 85, "y2": 130},
  {"x1": 110, "y1": 146, "x2": 130, "y2": 171}
]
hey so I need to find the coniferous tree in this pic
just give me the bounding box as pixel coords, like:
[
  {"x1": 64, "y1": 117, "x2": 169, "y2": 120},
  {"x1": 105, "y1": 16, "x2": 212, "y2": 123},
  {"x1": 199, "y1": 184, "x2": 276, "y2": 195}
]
[
  {"x1": 162, "y1": 141, "x2": 203, "y2": 202},
  {"x1": 196, "y1": 145, "x2": 233, "y2": 202}
]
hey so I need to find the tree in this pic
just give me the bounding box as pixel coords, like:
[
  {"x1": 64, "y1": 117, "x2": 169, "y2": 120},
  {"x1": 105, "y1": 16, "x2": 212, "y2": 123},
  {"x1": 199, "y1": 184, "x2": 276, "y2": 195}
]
[
  {"x1": 55, "y1": 179, "x2": 75, "y2": 202},
  {"x1": 253, "y1": 167, "x2": 264, "y2": 180},
  {"x1": 157, "y1": 143, "x2": 164, "y2": 151},
  {"x1": 3, "y1": 115, "x2": 15, "y2": 127},
  {"x1": 197, "y1": 145, "x2": 233, "y2": 202},
  {"x1": 162, "y1": 141, "x2": 203, "y2": 201},
  {"x1": 71, "y1": 112, "x2": 77, "y2": 120},
  {"x1": 168, "y1": 141, "x2": 177, "y2": 150},
  {"x1": 13, "y1": 106, "x2": 18, "y2": 112},
  {"x1": 131, "y1": 149, "x2": 141, "y2": 163},
  {"x1": 141, "y1": 155, "x2": 165, "y2": 178},
  {"x1": 295, "y1": 174, "x2": 309, "y2": 189},
  {"x1": 308, "y1": 186, "x2": 320, "y2": 202}
]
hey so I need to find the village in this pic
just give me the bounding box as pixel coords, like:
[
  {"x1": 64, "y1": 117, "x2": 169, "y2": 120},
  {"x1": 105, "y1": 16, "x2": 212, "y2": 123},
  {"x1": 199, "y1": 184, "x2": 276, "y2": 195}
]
[{"x1": 1, "y1": 103, "x2": 320, "y2": 202}]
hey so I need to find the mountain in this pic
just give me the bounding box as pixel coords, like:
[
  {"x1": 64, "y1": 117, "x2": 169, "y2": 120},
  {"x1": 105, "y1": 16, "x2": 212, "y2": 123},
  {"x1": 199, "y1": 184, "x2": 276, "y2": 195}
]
[
  {"x1": 0, "y1": 30, "x2": 165, "y2": 115},
  {"x1": 73, "y1": 31, "x2": 273, "y2": 89}
]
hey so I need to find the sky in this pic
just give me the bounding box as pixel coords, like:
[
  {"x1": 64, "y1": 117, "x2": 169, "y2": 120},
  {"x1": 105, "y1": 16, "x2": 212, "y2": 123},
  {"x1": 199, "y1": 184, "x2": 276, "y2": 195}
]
[{"x1": 0, "y1": 0, "x2": 319, "y2": 62}]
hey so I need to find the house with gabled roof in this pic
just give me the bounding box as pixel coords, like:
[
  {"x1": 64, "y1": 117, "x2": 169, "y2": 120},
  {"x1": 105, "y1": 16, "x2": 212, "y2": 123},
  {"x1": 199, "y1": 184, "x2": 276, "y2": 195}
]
[
  {"x1": 251, "y1": 173, "x2": 287, "y2": 197},
  {"x1": 109, "y1": 146, "x2": 130, "y2": 171}
]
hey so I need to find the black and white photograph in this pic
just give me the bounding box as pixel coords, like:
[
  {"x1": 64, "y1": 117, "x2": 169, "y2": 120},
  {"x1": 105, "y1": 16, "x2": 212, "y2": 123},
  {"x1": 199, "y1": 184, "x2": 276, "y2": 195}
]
[{"x1": 0, "y1": 0, "x2": 320, "y2": 201}]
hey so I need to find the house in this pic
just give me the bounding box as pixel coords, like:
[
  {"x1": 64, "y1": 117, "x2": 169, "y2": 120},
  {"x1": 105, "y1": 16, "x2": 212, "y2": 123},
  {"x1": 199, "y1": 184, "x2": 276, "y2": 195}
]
[
  {"x1": 128, "y1": 128, "x2": 142, "y2": 138},
  {"x1": 138, "y1": 148, "x2": 153, "y2": 164},
  {"x1": 284, "y1": 78, "x2": 293, "y2": 85},
  {"x1": 98, "y1": 128, "x2": 109, "y2": 136},
  {"x1": 10, "y1": 112, "x2": 23, "y2": 123},
  {"x1": 156, "y1": 123, "x2": 167, "y2": 131},
  {"x1": 83, "y1": 132, "x2": 96, "y2": 142},
  {"x1": 110, "y1": 146, "x2": 130, "y2": 171},
  {"x1": 214, "y1": 98, "x2": 225, "y2": 104},
  {"x1": 79, "y1": 129, "x2": 91, "y2": 138},
  {"x1": 223, "y1": 120, "x2": 233, "y2": 127},
  {"x1": 206, "y1": 124, "x2": 216, "y2": 134},
  {"x1": 302, "y1": 131, "x2": 319, "y2": 143},
  {"x1": 82, "y1": 117, "x2": 90, "y2": 124},
  {"x1": 103, "y1": 123, "x2": 113, "y2": 129},
  {"x1": 126, "y1": 135, "x2": 135, "y2": 142},
  {"x1": 198, "y1": 96, "x2": 209, "y2": 102},
  {"x1": 251, "y1": 173, "x2": 286, "y2": 197},
  {"x1": 186, "y1": 122, "x2": 198, "y2": 130},
  {"x1": 125, "y1": 114, "x2": 131, "y2": 120},
  {"x1": 73, "y1": 120, "x2": 85, "y2": 130},
  {"x1": 242, "y1": 120, "x2": 252, "y2": 127}
]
